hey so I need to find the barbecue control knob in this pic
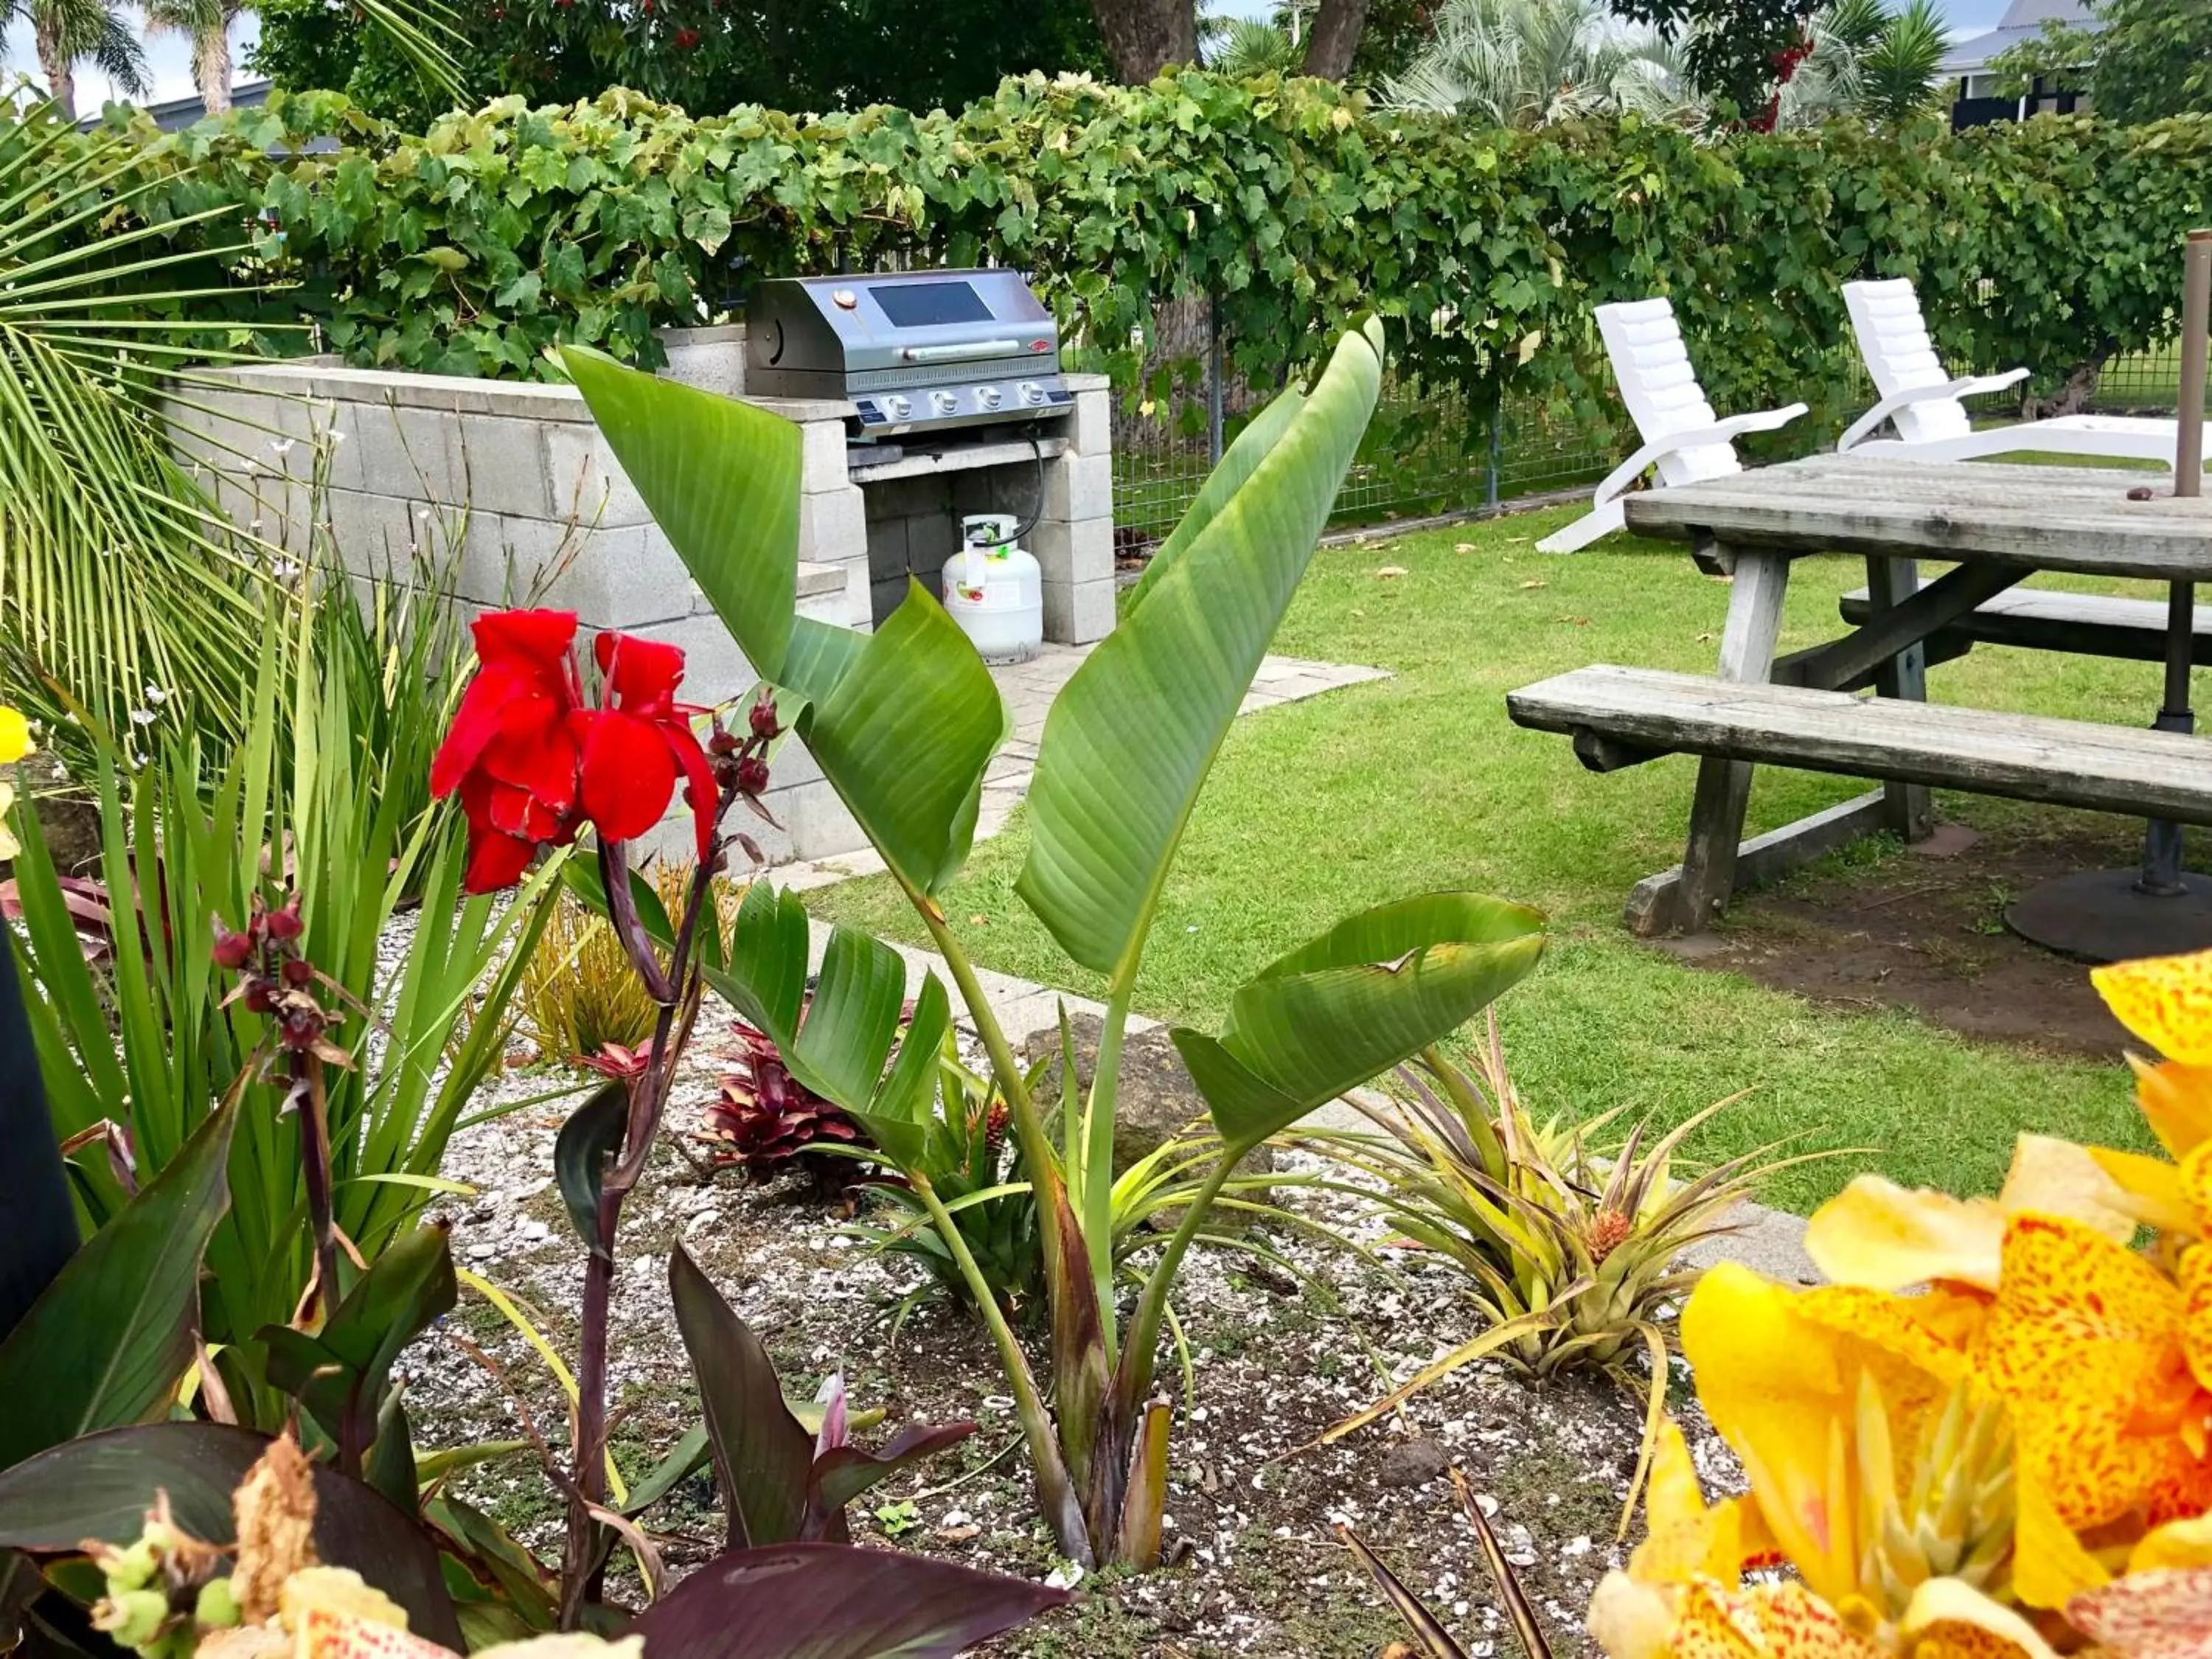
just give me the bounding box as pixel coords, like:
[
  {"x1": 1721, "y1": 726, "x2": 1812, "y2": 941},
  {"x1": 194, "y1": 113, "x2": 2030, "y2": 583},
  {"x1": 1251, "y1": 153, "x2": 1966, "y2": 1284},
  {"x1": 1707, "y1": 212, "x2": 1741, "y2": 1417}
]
[
  {"x1": 974, "y1": 386, "x2": 1002, "y2": 410},
  {"x1": 884, "y1": 394, "x2": 912, "y2": 420},
  {"x1": 832, "y1": 288, "x2": 858, "y2": 310},
  {"x1": 930, "y1": 389, "x2": 960, "y2": 415},
  {"x1": 1017, "y1": 381, "x2": 1048, "y2": 406}
]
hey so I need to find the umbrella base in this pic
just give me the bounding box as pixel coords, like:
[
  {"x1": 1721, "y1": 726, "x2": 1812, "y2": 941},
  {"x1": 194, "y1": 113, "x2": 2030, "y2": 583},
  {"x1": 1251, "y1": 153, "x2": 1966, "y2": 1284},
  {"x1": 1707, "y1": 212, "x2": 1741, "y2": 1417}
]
[{"x1": 2005, "y1": 867, "x2": 2212, "y2": 964}]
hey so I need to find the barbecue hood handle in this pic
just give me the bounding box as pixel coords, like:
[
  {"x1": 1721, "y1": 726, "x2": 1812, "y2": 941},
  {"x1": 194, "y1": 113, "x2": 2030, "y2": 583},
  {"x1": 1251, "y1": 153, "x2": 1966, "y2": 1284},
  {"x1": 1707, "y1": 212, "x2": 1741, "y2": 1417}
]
[{"x1": 895, "y1": 339, "x2": 1029, "y2": 364}]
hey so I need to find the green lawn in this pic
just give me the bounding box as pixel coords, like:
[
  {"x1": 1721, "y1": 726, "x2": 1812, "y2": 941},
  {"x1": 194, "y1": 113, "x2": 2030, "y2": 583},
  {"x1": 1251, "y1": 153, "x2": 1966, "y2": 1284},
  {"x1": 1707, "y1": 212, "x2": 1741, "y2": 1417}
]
[{"x1": 807, "y1": 504, "x2": 2196, "y2": 1213}]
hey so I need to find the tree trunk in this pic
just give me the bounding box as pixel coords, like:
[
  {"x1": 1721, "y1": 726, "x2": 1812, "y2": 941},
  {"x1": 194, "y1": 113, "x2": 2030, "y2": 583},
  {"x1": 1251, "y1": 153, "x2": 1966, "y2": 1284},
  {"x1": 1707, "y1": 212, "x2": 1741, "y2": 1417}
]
[
  {"x1": 32, "y1": 11, "x2": 75, "y2": 121},
  {"x1": 1301, "y1": 0, "x2": 1370, "y2": 80},
  {"x1": 196, "y1": 15, "x2": 233, "y2": 114},
  {"x1": 1088, "y1": 0, "x2": 1199, "y2": 83}
]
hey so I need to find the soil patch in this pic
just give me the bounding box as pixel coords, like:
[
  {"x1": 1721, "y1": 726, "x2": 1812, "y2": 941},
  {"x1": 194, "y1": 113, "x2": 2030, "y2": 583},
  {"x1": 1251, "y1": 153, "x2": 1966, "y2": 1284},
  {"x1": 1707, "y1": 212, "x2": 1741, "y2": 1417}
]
[{"x1": 1659, "y1": 813, "x2": 2151, "y2": 1056}]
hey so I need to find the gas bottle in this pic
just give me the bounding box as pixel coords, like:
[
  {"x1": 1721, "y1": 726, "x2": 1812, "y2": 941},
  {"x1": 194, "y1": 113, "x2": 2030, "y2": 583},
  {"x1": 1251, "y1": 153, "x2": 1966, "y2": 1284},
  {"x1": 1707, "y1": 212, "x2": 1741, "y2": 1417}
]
[{"x1": 942, "y1": 512, "x2": 1043, "y2": 664}]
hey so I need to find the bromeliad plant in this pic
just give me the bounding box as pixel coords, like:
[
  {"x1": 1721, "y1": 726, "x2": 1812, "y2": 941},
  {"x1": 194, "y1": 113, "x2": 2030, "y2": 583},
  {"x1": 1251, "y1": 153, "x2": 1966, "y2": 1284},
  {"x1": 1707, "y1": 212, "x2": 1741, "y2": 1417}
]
[
  {"x1": 1589, "y1": 945, "x2": 2212, "y2": 1659},
  {"x1": 542, "y1": 319, "x2": 1548, "y2": 1570},
  {"x1": 1304, "y1": 1017, "x2": 1795, "y2": 1472}
]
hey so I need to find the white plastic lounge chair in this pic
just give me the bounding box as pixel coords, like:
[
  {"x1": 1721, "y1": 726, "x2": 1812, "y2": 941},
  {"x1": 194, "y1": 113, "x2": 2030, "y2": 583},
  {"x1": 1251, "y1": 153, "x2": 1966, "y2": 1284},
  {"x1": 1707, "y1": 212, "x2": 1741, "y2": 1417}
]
[
  {"x1": 1839, "y1": 277, "x2": 2211, "y2": 463},
  {"x1": 1537, "y1": 297, "x2": 1808, "y2": 554}
]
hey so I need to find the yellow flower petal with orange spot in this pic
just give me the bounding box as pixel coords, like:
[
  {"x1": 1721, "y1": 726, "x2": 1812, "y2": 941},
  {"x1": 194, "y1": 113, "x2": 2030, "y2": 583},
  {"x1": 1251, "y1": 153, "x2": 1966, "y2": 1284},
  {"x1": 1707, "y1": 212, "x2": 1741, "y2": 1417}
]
[
  {"x1": 1899, "y1": 1576, "x2": 2058, "y2": 1659},
  {"x1": 1978, "y1": 1216, "x2": 2200, "y2": 1537},
  {"x1": 2003, "y1": 1135, "x2": 2140, "y2": 1242},
  {"x1": 2096, "y1": 952, "x2": 2212, "y2": 1071},
  {"x1": 1668, "y1": 1579, "x2": 1888, "y2": 1659},
  {"x1": 2180, "y1": 1248, "x2": 2212, "y2": 1396},
  {"x1": 1807, "y1": 1140, "x2": 2132, "y2": 1295},
  {"x1": 2183, "y1": 1144, "x2": 2212, "y2": 1234},
  {"x1": 1682, "y1": 1267, "x2": 1977, "y2": 1612}
]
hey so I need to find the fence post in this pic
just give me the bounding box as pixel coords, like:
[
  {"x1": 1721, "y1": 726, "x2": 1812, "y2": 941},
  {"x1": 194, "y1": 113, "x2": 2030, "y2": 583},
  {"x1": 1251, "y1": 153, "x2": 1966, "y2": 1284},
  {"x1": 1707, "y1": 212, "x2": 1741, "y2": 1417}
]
[
  {"x1": 1207, "y1": 293, "x2": 1225, "y2": 465},
  {"x1": 1484, "y1": 380, "x2": 1503, "y2": 515}
]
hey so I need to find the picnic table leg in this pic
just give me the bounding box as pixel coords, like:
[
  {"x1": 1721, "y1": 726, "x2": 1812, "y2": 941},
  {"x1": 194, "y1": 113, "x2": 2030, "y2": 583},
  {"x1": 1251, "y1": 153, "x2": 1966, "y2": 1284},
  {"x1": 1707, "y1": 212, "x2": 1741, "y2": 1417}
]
[
  {"x1": 1626, "y1": 548, "x2": 1792, "y2": 936},
  {"x1": 1866, "y1": 555, "x2": 1935, "y2": 841}
]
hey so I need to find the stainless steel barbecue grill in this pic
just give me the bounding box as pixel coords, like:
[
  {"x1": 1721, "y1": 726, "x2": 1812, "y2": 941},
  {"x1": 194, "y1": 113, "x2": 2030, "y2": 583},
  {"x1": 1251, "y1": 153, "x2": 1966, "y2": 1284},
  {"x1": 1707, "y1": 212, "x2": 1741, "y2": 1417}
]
[{"x1": 745, "y1": 270, "x2": 1071, "y2": 437}]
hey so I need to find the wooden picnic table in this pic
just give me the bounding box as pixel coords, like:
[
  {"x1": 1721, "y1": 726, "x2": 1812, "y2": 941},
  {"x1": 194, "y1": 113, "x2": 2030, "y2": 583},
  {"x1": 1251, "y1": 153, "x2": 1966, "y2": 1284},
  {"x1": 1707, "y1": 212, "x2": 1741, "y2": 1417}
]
[{"x1": 1506, "y1": 455, "x2": 2212, "y2": 937}]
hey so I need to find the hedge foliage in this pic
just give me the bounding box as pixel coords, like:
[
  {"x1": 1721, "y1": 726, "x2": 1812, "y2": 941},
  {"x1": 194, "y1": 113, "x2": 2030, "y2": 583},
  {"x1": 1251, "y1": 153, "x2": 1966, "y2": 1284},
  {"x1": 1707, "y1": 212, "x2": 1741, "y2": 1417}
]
[{"x1": 128, "y1": 73, "x2": 2212, "y2": 427}]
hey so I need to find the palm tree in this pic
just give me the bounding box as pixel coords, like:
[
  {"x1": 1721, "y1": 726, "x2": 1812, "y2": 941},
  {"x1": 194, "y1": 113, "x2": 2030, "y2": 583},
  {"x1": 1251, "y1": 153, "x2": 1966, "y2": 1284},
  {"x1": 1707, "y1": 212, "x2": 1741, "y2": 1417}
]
[
  {"x1": 1208, "y1": 15, "x2": 1304, "y2": 74},
  {"x1": 1381, "y1": 0, "x2": 1700, "y2": 128},
  {"x1": 1779, "y1": 0, "x2": 1950, "y2": 126},
  {"x1": 7, "y1": 0, "x2": 149, "y2": 119},
  {"x1": 145, "y1": 0, "x2": 243, "y2": 115}
]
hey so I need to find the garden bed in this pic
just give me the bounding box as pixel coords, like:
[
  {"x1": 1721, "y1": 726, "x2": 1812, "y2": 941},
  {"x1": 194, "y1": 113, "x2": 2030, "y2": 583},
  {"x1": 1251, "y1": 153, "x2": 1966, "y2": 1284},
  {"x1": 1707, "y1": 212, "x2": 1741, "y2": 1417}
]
[{"x1": 403, "y1": 997, "x2": 1725, "y2": 1658}]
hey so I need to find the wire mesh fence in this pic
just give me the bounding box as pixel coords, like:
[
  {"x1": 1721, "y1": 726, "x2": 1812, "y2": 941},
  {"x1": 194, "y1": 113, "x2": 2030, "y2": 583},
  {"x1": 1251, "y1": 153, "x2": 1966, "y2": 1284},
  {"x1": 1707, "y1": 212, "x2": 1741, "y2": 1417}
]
[{"x1": 1104, "y1": 302, "x2": 2194, "y2": 542}]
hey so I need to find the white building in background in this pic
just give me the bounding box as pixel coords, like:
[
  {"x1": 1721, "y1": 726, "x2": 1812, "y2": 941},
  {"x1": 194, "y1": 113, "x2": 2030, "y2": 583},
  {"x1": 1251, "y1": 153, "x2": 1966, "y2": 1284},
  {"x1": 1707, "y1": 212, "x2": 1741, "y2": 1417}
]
[{"x1": 1940, "y1": 0, "x2": 2102, "y2": 126}]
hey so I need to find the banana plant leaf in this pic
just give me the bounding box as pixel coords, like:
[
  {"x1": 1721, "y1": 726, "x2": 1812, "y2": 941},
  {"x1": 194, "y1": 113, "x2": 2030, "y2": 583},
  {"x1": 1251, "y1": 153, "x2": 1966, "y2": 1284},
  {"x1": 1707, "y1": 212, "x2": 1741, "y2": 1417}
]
[
  {"x1": 1015, "y1": 319, "x2": 1385, "y2": 979},
  {"x1": 0, "y1": 1422, "x2": 462, "y2": 1646},
  {"x1": 0, "y1": 1097, "x2": 236, "y2": 1470},
  {"x1": 1172, "y1": 892, "x2": 1547, "y2": 1152},
  {"x1": 559, "y1": 347, "x2": 1004, "y2": 897},
  {"x1": 708, "y1": 880, "x2": 950, "y2": 1166},
  {"x1": 623, "y1": 1543, "x2": 1070, "y2": 1659}
]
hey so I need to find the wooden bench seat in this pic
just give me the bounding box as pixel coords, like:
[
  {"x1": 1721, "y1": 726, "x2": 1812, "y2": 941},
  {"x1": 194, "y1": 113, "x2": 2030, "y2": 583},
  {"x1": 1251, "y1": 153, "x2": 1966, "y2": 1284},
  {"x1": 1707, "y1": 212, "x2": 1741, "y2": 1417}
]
[
  {"x1": 1506, "y1": 664, "x2": 2212, "y2": 825},
  {"x1": 1838, "y1": 583, "x2": 2212, "y2": 667}
]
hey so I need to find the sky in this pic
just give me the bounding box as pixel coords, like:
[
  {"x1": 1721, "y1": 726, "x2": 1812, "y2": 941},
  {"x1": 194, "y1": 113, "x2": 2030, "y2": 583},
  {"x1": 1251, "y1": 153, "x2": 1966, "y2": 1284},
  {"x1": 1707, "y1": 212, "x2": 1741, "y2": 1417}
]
[{"x1": 13, "y1": 0, "x2": 2016, "y2": 112}]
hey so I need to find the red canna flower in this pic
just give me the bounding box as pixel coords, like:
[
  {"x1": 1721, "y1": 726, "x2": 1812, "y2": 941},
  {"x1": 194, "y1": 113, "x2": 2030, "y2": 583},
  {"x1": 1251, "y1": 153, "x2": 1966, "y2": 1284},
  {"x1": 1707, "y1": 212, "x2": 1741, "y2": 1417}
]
[
  {"x1": 578, "y1": 632, "x2": 718, "y2": 863},
  {"x1": 675, "y1": 24, "x2": 699, "y2": 46},
  {"x1": 431, "y1": 610, "x2": 720, "y2": 893},
  {"x1": 431, "y1": 609, "x2": 587, "y2": 893}
]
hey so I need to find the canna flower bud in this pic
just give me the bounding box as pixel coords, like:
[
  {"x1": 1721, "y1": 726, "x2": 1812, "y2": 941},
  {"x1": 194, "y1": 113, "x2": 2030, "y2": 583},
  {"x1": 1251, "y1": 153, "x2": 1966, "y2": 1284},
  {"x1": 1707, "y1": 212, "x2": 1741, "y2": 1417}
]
[
  {"x1": 263, "y1": 902, "x2": 303, "y2": 943},
  {"x1": 212, "y1": 926, "x2": 254, "y2": 971},
  {"x1": 748, "y1": 695, "x2": 781, "y2": 740},
  {"x1": 736, "y1": 754, "x2": 771, "y2": 797}
]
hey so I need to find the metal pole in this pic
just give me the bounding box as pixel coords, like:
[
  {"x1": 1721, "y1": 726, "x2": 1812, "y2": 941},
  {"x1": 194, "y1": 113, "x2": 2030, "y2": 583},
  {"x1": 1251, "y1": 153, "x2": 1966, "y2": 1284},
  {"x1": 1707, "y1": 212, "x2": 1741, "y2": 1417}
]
[
  {"x1": 2179, "y1": 229, "x2": 2211, "y2": 497},
  {"x1": 2138, "y1": 231, "x2": 2212, "y2": 897}
]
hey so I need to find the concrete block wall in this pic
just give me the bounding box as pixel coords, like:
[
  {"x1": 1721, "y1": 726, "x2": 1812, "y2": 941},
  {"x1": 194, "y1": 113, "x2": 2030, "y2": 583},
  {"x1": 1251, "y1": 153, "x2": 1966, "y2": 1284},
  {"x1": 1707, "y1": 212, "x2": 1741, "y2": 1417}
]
[{"x1": 162, "y1": 360, "x2": 864, "y2": 862}]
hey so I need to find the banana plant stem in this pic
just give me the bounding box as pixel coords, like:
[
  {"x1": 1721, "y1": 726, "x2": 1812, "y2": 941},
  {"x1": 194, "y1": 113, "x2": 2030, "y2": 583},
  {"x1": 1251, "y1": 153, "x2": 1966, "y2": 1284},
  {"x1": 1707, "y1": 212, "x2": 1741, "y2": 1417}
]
[
  {"x1": 1114, "y1": 1148, "x2": 1239, "y2": 1423},
  {"x1": 1081, "y1": 978, "x2": 1133, "y2": 1364},
  {"x1": 906, "y1": 887, "x2": 1081, "y2": 1302},
  {"x1": 909, "y1": 1169, "x2": 1093, "y2": 1566}
]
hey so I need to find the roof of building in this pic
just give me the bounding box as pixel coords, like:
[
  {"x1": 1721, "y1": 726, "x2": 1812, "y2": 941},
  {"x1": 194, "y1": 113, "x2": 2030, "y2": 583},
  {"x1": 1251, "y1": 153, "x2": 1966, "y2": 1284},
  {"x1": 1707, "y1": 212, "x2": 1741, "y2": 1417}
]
[
  {"x1": 78, "y1": 78, "x2": 273, "y2": 133},
  {"x1": 1940, "y1": 0, "x2": 2104, "y2": 74}
]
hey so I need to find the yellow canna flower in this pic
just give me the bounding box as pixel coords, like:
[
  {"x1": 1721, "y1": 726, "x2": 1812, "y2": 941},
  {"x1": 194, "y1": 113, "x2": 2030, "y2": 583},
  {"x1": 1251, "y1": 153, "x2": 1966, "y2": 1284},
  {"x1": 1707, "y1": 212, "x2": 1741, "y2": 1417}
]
[
  {"x1": 0, "y1": 704, "x2": 32, "y2": 765},
  {"x1": 1972, "y1": 1214, "x2": 2212, "y2": 1607},
  {"x1": 2094, "y1": 951, "x2": 2212, "y2": 1164},
  {"x1": 1806, "y1": 1135, "x2": 2136, "y2": 1294}
]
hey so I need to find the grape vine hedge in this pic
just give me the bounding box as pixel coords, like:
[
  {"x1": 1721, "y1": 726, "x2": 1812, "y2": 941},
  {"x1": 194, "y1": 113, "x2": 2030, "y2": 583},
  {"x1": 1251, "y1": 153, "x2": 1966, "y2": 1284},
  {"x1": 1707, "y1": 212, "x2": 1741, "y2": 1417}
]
[{"x1": 128, "y1": 72, "x2": 2212, "y2": 427}]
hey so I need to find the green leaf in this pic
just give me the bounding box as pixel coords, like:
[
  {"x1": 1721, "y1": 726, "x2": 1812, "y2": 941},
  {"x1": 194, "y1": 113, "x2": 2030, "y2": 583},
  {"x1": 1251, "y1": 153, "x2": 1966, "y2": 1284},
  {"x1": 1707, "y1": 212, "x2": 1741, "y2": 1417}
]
[
  {"x1": 554, "y1": 1082, "x2": 629, "y2": 1256},
  {"x1": 707, "y1": 881, "x2": 948, "y2": 1168},
  {"x1": 624, "y1": 1543, "x2": 1069, "y2": 1659},
  {"x1": 0, "y1": 1423, "x2": 463, "y2": 1647},
  {"x1": 255, "y1": 1222, "x2": 456, "y2": 1496},
  {"x1": 621, "y1": 1423, "x2": 712, "y2": 1517},
  {"x1": 668, "y1": 1242, "x2": 813, "y2": 1549},
  {"x1": 558, "y1": 344, "x2": 800, "y2": 684},
  {"x1": 1172, "y1": 891, "x2": 1546, "y2": 1151},
  {"x1": 1016, "y1": 320, "x2": 1385, "y2": 978},
  {"x1": 560, "y1": 348, "x2": 1004, "y2": 897},
  {"x1": 0, "y1": 1099, "x2": 236, "y2": 1470}
]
